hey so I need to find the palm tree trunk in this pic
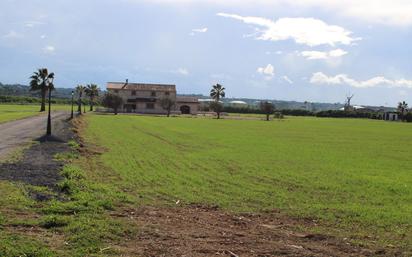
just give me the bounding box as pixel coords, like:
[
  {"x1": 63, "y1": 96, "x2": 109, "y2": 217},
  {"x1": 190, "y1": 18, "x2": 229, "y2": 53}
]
[
  {"x1": 90, "y1": 97, "x2": 93, "y2": 111},
  {"x1": 266, "y1": 114, "x2": 269, "y2": 121},
  {"x1": 78, "y1": 98, "x2": 81, "y2": 114},
  {"x1": 217, "y1": 112, "x2": 220, "y2": 119},
  {"x1": 40, "y1": 89, "x2": 47, "y2": 112}
]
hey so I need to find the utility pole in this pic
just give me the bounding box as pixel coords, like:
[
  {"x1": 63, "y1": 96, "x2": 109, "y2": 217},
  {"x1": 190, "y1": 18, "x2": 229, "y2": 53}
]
[
  {"x1": 46, "y1": 77, "x2": 54, "y2": 136},
  {"x1": 71, "y1": 91, "x2": 74, "y2": 119}
]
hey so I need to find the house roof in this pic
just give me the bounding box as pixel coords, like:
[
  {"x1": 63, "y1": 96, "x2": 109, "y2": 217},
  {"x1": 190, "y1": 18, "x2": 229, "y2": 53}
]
[
  {"x1": 230, "y1": 100, "x2": 247, "y2": 105},
  {"x1": 107, "y1": 82, "x2": 176, "y2": 91}
]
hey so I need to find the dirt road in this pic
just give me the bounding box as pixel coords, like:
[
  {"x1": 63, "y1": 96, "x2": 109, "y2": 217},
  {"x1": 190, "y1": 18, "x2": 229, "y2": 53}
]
[{"x1": 0, "y1": 112, "x2": 69, "y2": 160}]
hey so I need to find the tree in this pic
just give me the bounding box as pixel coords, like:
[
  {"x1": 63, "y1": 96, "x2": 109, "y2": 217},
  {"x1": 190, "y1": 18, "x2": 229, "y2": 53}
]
[
  {"x1": 102, "y1": 93, "x2": 123, "y2": 115},
  {"x1": 29, "y1": 68, "x2": 55, "y2": 112},
  {"x1": 85, "y1": 84, "x2": 99, "y2": 111},
  {"x1": 397, "y1": 101, "x2": 409, "y2": 121},
  {"x1": 260, "y1": 101, "x2": 275, "y2": 121},
  {"x1": 210, "y1": 83, "x2": 225, "y2": 119},
  {"x1": 210, "y1": 83, "x2": 225, "y2": 101},
  {"x1": 75, "y1": 85, "x2": 86, "y2": 114},
  {"x1": 209, "y1": 101, "x2": 224, "y2": 119},
  {"x1": 160, "y1": 97, "x2": 175, "y2": 117}
]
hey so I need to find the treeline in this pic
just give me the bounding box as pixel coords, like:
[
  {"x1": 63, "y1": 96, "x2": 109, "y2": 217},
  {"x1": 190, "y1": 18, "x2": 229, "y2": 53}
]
[
  {"x1": 218, "y1": 106, "x2": 412, "y2": 122},
  {"x1": 1, "y1": 95, "x2": 74, "y2": 104},
  {"x1": 0, "y1": 83, "x2": 74, "y2": 99},
  {"x1": 221, "y1": 106, "x2": 315, "y2": 116}
]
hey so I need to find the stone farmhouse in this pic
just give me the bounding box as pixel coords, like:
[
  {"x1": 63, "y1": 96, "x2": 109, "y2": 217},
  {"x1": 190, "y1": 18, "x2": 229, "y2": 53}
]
[{"x1": 106, "y1": 81, "x2": 199, "y2": 114}]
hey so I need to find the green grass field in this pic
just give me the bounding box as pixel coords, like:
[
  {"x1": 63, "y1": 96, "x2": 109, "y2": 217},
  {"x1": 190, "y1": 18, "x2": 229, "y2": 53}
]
[
  {"x1": 1, "y1": 113, "x2": 411, "y2": 256},
  {"x1": 0, "y1": 104, "x2": 72, "y2": 123},
  {"x1": 84, "y1": 115, "x2": 412, "y2": 244},
  {"x1": 0, "y1": 105, "x2": 41, "y2": 123}
]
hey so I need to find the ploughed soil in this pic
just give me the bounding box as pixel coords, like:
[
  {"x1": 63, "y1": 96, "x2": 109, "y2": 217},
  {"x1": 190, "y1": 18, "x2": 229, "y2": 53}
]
[
  {"x1": 0, "y1": 113, "x2": 74, "y2": 198},
  {"x1": 112, "y1": 205, "x2": 394, "y2": 257}
]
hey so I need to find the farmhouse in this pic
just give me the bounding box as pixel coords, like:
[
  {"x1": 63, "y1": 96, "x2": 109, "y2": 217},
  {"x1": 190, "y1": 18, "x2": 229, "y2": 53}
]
[{"x1": 107, "y1": 81, "x2": 199, "y2": 114}]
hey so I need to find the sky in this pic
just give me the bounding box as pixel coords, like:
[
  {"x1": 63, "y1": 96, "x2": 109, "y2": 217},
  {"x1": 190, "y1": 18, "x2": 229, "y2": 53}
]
[{"x1": 1, "y1": 0, "x2": 412, "y2": 106}]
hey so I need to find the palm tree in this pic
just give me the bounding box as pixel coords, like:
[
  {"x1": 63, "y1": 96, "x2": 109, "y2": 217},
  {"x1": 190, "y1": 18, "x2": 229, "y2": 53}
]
[
  {"x1": 210, "y1": 83, "x2": 225, "y2": 101},
  {"x1": 85, "y1": 84, "x2": 99, "y2": 111},
  {"x1": 210, "y1": 83, "x2": 225, "y2": 119},
  {"x1": 76, "y1": 85, "x2": 86, "y2": 114},
  {"x1": 29, "y1": 68, "x2": 55, "y2": 112},
  {"x1": 397, "y1": 101, "x2": 409, "y2": 121}
]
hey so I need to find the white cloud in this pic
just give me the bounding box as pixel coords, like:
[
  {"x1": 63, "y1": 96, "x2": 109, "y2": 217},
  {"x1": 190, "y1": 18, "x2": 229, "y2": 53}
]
[
  {"x1": 43, "y1": 45, "x2": 55, "y2": 54},
  {"x1": 300, "y1": 48, "x2": 347, "y2": 60},
  {"x1": 257, "y1": 64, "x2": 275, "y2": 80},
  {"x1": 40, "y1": 35, "x2": 46, "y2": 39},
  {"x1": 190, "y1": 27, "x2": 208, "y2": 36},
  {"x1": 217, "y1": 13, "x2": 359, "y2": 47},
  {"x1": 3, "y1": 30, "x2": 23, "y2": 39},
  {"x1": 329, "y1": 49, "x2": 347, "y2": 57},
  {"x1": 192, "y1": 28, "x2": 208, "y2": 33},
  {"x1": 176, "y1": 68, "x2": 189, "y2": 75},
  {"x1": 310, "y1": 72, "x2": 412, "y2": 88},
  {"x1": 282, "y1": 76, "x2": 293, "y2": 84}
]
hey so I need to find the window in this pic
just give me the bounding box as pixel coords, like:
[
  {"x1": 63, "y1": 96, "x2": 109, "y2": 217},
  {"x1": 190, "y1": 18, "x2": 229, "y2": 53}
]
[
  {"x1": 146, "y1": 103, "x2": 155, "y2": 109},
  {"x1": 151, "y1": 91, "x2": 156, "y2": 97},
  {"x1": 165, "y1": 92, "x2": 170, "y2": 96},
  {"x1": 114, "y1": 90, "x2": 119, "y2": 94},
  {"x1": 131, "y1": 90, "x2": 136, "y2": 96}
]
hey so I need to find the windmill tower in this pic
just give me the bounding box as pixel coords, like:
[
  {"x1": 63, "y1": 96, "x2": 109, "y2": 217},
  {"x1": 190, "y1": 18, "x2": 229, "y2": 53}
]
[{"x1": 344, "y1": 94, "x2": 354, "y2": 111}]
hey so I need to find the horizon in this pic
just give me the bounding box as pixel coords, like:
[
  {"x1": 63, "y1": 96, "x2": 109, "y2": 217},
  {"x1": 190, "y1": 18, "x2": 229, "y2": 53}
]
[{"x1": 1, "y1": 0, "x2": 412, "y2": 106}]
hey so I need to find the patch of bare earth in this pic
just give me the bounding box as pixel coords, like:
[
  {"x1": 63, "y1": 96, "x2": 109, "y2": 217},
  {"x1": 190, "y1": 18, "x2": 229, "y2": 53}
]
[{"x1": 110, "y1": 205, "x2": 391, "y2": 257}]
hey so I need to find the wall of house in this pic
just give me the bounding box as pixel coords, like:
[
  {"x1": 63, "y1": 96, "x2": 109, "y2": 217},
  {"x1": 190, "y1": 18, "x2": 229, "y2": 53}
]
[
  {"x1": 176, "y1": 102, "x2": 199, "y2": 114},
  {"x1": 108, "y1": 88, "x2": 177, "y2": 114}
]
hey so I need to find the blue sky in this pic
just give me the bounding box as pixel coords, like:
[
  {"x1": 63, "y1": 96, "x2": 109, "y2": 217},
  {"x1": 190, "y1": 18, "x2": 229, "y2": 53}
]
[{"x1": 1, "y1": 0, "x2": 412, "y2": 106}]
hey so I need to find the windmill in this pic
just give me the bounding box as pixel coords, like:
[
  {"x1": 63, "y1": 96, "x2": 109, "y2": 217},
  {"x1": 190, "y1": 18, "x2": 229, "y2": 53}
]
[
  {"x1": 344, "y1": 94, "x2": 354, "y2": 111},
  {"x1": 121, "y1": 79, "x2": 129, "y2": 89}
]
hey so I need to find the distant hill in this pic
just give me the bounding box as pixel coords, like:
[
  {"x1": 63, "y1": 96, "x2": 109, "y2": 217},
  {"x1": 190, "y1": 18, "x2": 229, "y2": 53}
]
[
  {"x1": 178, "y1": 94, "x2": 344, "y2": 111},
  {"x1": 0, "y1": 82, "x2": 74, "y2": 99}
]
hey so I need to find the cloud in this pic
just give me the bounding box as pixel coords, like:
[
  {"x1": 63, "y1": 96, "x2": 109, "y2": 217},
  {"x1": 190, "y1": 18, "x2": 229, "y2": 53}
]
[
  {"x1": 300, "y1": 49, "x2": 348, "y2": 60},
  {"x1": 192, "y1": 28, "x2": 208, "y2": 33},
  {"x1": 176, "y1": 68, "x2": 189, "y2": 75},
  {"x1": 310, "y1": 72, "x2": 412, "y2": 88},
  {"x1": 43, "y1": 45, "x2": 55, "y2": 54},
  {"x1": 190, "y1": 27, "x2": 208, "y2": 36},
  {"x1": 257, "y1": 64, "x2": 275, "y2": 80},
  {"x1": 217, "y1": 13, "x2": 359, "y2": 47},
  {"x1": 282, "y1": 76, "x2": 293, "y2": 84},
  {"x1": 3, "y1": 30, "x2": 23, "y2": 39}
]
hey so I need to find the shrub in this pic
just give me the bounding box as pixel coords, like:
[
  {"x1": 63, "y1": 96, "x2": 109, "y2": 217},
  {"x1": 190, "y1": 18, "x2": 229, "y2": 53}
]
[
  {"x1": 274, "y1": 112, "x2": 284, "y2": 119},
  {"x1": 405, "y1": 112, "x2": 412, "y2": 122}
]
